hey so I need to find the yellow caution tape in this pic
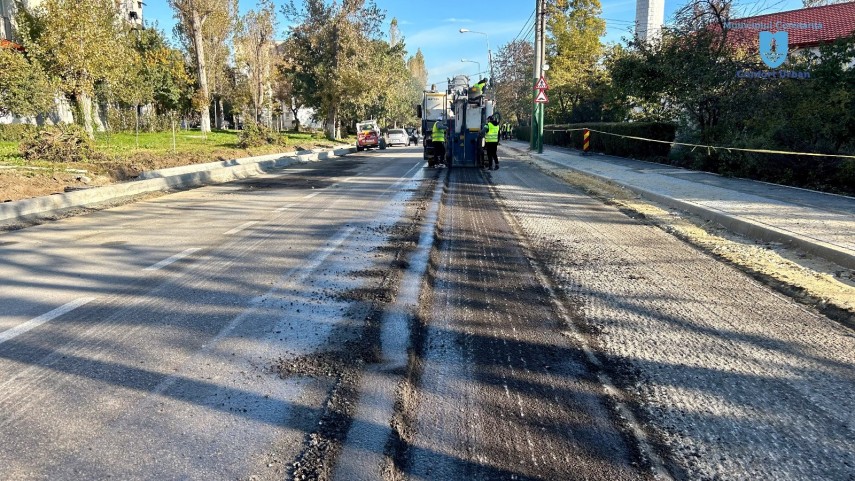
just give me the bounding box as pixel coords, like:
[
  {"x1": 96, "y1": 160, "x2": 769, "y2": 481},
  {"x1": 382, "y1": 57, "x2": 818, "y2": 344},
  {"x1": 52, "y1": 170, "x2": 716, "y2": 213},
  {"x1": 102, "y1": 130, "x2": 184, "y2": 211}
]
[{"x1": 544, "y1": 128, "x2": 855, "y2": 160}]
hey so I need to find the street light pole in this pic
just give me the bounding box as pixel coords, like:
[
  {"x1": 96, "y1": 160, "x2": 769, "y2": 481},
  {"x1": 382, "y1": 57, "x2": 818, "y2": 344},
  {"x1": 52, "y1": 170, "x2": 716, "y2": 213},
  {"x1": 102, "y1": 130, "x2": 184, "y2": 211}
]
[
  {"x1": 460, "y1": 58, "x2": 481, "y2": 78},
  {"x1": 459, "y1": 28, "x2": 493, "y2": 91}
]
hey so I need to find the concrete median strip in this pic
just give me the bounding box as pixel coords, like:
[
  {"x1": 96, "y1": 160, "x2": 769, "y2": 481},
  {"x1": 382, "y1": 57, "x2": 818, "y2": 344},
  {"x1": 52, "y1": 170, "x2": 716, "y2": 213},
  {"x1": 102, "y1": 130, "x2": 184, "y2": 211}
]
[{"x1": 0, "y1": 145, "x2": 356, "y2": 226}]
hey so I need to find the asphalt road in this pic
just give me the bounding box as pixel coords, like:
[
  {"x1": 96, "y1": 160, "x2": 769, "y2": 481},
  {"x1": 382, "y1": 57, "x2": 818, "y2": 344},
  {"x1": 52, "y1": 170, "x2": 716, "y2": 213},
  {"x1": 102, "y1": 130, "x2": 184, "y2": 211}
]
[
  {"x1": 0, "y1": 147, "x2": 432, "y2": 480},
  {"x1": 1, "y1": 145, "x2": 853, "y2": 481}
]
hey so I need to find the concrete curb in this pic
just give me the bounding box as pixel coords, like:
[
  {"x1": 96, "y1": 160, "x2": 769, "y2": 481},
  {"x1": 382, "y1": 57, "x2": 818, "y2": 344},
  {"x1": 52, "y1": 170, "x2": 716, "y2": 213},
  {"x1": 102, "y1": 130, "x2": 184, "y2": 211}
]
[
  {"x1": 507, "y1": 145, "x2": 855, "y2": 271},
  {"x1": 0, "y1": 145, "x2": 356, "y2": 225}
]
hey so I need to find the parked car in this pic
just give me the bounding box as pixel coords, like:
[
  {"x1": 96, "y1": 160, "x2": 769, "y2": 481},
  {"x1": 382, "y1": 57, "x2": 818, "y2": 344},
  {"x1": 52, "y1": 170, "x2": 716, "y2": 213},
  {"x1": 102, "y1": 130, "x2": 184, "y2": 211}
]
[{"x1": 385, "y1": 129, "x2": 409, "y2": 147}]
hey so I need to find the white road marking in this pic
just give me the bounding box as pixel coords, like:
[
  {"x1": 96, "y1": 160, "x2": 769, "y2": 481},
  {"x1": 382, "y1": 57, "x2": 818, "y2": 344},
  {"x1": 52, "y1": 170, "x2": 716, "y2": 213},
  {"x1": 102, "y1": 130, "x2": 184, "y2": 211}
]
[
  {"x1": 274, "y1": 205, "x2": 291, "y2": 213},
  {"x1": 224, "y1": 221, "x2": 259, "y2": 236},
  {"x1": 0, "y1": 298, "x2": 95, "y2": 346},
  {"x1": 303, "y1": 192, "x2": 320, "y2": 199},
  {"x1": 143, "y1": 248, "x2": 202, "y2": 271}
]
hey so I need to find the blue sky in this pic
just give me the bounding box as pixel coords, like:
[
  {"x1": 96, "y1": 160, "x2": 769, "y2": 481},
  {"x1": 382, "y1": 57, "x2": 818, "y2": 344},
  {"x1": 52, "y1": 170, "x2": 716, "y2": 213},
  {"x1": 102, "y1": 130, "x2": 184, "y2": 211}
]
[{"x1": 144, "y1": 0, "x2": 803, "y2": 87}]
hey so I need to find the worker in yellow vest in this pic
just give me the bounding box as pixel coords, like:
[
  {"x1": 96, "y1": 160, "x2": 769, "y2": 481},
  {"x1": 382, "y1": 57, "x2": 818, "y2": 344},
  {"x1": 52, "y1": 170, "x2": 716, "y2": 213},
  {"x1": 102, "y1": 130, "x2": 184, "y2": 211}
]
[
  {"x1": 482, "y1": 115, "x2": 500, "y2": 170},
  {"x1": 431, "y1": 119, "x2": 447, "y2": 166}
]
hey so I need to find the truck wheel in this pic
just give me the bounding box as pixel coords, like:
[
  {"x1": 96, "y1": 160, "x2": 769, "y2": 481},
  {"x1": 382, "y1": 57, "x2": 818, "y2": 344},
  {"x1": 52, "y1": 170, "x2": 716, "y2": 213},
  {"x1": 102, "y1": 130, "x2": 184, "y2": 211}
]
[{"x1": 356, "y1": 145, "x2": 363, "y2": 152}]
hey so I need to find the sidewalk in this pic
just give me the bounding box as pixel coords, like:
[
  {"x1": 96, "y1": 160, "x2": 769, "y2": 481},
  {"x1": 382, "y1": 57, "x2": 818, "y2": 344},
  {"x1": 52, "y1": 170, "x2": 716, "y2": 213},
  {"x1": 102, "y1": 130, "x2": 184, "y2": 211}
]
[{"x1": 503, "y1": 141, "x2": 855, "y2": 270}]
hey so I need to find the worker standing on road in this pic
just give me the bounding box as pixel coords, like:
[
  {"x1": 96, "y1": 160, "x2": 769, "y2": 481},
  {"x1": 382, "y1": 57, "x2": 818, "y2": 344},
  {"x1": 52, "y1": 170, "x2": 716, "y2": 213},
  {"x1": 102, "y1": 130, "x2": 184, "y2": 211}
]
[
  {"x1": 431, "y1": 119, "x2": 447, "y2": 166},
  {"x1": 482, "y1": 115, "x2": 500, "y2": 170}
]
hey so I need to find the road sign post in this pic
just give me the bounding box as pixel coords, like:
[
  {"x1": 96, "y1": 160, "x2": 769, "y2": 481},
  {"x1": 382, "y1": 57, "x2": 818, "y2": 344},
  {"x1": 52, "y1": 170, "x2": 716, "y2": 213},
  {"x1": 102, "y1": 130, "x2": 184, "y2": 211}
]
[{"x1": 533, "y1": 75, "x2": 548, "y2": 153}]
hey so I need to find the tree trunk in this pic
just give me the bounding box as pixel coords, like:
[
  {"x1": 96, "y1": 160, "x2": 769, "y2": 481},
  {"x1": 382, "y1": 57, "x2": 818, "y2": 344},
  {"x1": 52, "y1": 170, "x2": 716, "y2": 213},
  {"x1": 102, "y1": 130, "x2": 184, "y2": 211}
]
[
  {"x1": 290, "y1": 99, "x2": 300, "y2": 132},
  {"x1": 214, "y1": 96, "x2": 224, "y2": 130},
  {"x1": 326, "y1": 106, "x2": 337, "y2": 140},
  {"x1": 77, "y1": 91, "x2": 95, "y2": 140},
  {"x1": 190, "y1": 8, "x2": 211, "y2": 133}
]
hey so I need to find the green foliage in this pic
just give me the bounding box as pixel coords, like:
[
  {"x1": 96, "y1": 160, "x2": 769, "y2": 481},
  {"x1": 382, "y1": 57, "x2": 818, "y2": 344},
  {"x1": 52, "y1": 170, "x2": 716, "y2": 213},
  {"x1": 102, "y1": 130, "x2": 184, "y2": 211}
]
[
  {"x1": 234, "y1": 0, "x2": 277, "y2": 122},
  {"x1": 282, "y1": 0, "x2": 386, "y2": 138},
  {"x1": 0, "y1": 47, "x2": 56, "y2": 118},
  {"x1": 494, "y1": 40, "x2": 534, "y2": 124},
  {"x1": 0, "y1": 124, "x2": 38, "y2": 142},
  {"x1": 19, "y1": 124, "x2": 99, "y2": 163},
  {"x1": 545, "y1": 0, "x2": 608, "y2": 123},
  {"x1": 16, "y1": 0, "x2": 131, "y2": 137},
  {"x1": 237, "y1": 120, "x2": 286, "y2": 148}
]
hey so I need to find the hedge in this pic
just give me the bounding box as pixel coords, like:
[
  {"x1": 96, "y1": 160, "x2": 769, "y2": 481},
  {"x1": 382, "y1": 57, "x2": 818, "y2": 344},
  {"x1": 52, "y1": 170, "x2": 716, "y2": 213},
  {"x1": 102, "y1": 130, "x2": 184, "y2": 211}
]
[
  {"x1": 515, "y1": 122, "x2": 677, "y2": 161},
  {"x1": 0, "y1": 123, "x2": 38, "y2": 142},
  {"x1": 514, "y1": 122, "x2": 854, "y2": 196}
]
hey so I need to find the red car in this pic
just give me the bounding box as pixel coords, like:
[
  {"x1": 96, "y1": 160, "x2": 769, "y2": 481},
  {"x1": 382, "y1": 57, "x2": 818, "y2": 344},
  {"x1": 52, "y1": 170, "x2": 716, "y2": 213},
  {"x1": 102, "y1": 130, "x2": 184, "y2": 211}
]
[{"x1": 356, "y1": 120, "x2": 386, "y2": 151}]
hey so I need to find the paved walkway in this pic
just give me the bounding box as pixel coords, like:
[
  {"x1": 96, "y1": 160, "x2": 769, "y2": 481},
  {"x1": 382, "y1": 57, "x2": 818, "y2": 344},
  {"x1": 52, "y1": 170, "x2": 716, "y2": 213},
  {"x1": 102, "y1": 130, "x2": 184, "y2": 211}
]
[{"x1": 502, "y1": 141, "x2": 855, "y2": 270}]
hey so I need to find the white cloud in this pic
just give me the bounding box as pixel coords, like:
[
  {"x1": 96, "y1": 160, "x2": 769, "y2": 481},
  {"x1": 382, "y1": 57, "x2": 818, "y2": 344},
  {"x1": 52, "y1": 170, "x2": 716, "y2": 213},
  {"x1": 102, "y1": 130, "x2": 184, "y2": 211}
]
[{"x1": 444, "y1": 17, "x2": 474, "y2": 23}]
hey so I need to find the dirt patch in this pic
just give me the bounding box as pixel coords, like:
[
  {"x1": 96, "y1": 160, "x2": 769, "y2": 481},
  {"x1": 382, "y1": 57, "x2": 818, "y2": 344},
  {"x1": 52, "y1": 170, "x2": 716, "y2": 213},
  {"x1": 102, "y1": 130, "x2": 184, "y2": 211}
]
[
  {"x1": 0, "y1": 170, "x2": 112, "y2": 202},
  {"x1": 515, "y1": 149, "x2": 855, "y2": 326},
  {"x1": 0, "y1": 142, "x2": 350, "y2": 202}
]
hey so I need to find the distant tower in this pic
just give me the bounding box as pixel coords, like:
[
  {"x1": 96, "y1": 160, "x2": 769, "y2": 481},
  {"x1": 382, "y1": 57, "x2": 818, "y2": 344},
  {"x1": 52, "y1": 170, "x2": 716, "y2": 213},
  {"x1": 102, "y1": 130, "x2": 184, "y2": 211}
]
[
  {"x1": 635, "y1": 0, "x2": 665, "y2": 42},
  {"x1": 0, "y1": 0, "x2": 14, "y2": 41}
]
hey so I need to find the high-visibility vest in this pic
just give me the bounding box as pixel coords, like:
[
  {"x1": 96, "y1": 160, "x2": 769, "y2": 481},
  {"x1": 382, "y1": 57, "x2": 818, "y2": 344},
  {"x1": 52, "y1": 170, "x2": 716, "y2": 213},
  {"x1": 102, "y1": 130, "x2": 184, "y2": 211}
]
[
  {"x1": 432, "y1": 122, "x2": 445, "y2": 142},
  {"x1": 485, "y1": 122, "x2": 499, "y2": 142}
]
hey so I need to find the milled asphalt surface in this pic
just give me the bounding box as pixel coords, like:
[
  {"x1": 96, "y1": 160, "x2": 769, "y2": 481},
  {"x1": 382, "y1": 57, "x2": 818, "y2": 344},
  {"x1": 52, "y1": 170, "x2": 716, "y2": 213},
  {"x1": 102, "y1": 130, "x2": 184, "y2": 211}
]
[
  {"x1": 397, "y1": 166, "x2": 648, "y2": 480},
  {"x1": 491, "y1": 155, "x2": 855, "y2": 480},
  {"x1": 505, "y1": 140, "x2": 855, "y2": 270}
]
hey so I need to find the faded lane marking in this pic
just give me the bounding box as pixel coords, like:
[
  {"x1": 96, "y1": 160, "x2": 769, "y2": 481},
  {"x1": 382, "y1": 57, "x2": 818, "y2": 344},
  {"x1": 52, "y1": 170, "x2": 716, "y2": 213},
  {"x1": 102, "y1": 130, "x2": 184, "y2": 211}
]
[
  {"x1": 303, "y1": 192, "x2": 320, "y2": 199},
  {"x1": 0, "y1": 298, "x2": 96, "y2": 346},
  {"x1": 224, "y1": 221, "x2": 259, "y2": 236},
  {"x1": 144, "y1": 248, "x2": 202, "y2": 271},
  {"x1": 275, "y1": 205, "x2": 291, "y2": 213}
]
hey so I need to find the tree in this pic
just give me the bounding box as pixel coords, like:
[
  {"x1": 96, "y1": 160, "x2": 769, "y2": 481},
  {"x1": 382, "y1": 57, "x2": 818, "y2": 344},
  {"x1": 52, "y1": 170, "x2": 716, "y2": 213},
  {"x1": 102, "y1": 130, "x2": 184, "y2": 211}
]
[
  {"x1": 407, "y1": 48, "x2": 428, "y2": 90},
  {"x1": 545, "y1": 0, "x2": 607, "y2": 123},
  {"x1": 0, "y1": 46, "x2": 55, "y2": 119},
  {"x1": 235, "y1": 0, "x2": 277, "y2": 125},
  {"x1": 133, "y1": 26, "x2": 195, "y2": 115},
  {"x1": 273, "y1": 56, "x2": 307, "y2": 132},
  {"x1": 282, "y1": 0, "x2": 385, "y2": 139},
  {"x1": 16, "y1": 0, "x2": 129, "y2": 138},
  {"x1": 169, "y1": 0, "x2": 235, "y2": 133},
  {"x1": 493, "y1": 40, "x2": 533, "y2": 124}
]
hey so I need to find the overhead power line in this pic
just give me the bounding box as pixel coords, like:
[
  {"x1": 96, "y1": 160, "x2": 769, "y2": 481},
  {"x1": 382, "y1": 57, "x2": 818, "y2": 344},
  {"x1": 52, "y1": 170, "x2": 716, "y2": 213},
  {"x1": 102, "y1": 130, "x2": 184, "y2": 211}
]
[{"x1": 510, "y1": 8, "x2": 537, "y2": 45}]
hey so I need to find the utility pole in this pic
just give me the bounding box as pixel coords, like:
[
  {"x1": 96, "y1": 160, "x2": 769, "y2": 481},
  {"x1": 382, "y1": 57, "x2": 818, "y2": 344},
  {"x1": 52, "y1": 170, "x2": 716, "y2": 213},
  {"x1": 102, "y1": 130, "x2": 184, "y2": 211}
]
[{"x1": 530, "y1": 0, "x2": 545, "y2": 153}]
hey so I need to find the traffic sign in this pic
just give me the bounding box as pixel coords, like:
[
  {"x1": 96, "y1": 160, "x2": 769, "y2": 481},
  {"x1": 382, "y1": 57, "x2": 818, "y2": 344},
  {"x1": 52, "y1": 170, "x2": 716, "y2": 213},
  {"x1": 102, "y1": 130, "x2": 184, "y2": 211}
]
[
  {"x1": 535, "y1": 76, "x2": 549, "y2": 90},
  {"x1": 534, "y1": 90, "x2": 548, "y2": 103}
]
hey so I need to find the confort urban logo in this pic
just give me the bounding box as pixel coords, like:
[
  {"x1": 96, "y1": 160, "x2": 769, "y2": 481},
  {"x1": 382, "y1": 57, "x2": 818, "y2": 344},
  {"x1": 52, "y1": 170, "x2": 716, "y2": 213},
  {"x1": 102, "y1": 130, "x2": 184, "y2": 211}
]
[
  {"x1": 759, "y1": 31, "x2": 788, "y2": 68},
  {"x1": 729, "y1": 20, "x2": 818, "y2": 79}
]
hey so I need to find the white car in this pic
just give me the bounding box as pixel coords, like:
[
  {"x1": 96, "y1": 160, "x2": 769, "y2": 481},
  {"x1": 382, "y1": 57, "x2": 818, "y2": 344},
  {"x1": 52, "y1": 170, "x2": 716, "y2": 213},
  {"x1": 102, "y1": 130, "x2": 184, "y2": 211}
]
[{"x1": 385, "y1": 129, "x2": 409, "y2": 147}]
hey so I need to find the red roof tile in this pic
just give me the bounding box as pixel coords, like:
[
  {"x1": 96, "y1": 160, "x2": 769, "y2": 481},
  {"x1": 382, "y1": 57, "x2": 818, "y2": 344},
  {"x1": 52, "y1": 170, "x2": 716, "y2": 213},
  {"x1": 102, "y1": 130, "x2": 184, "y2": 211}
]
[{"x1": 727, "y1": 1, "x2": 855, "y2": 48}]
